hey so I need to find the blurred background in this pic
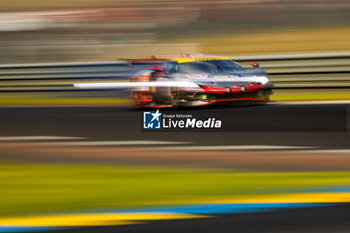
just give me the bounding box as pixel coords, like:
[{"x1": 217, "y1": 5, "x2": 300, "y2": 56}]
[{"x1": 0, "y1": 0, "x2": 350, "y2": 63}]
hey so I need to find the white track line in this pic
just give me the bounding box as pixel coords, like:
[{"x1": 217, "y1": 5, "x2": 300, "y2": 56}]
[
  {"x1": 142, "y1": 145, "x2": 316, "y2": 151},
  {"x1": 0, "y1": 136, "x2": 86, "y2": 141},
  {"x1": 43, "y1": 140, "x2": 191, "y2": 146},
  {"x1": 276, "y1": 100, "x2": 350, "y2": 105},
  {"x1": 283, "y1": 149, "x2": 350, "y2": 154}
]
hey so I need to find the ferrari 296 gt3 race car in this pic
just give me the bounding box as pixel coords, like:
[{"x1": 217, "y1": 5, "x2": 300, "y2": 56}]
[{"x1": 74, "y1": 55, "x2": 273, "y2": 108}]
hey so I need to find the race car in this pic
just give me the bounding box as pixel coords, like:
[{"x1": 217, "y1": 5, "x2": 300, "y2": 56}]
[{"x1": 74, "y1": 55, "x2": 273, "y2": 108}]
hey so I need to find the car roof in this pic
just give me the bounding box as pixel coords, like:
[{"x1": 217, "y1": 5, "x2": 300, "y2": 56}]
[
  {"x1": 123, "y1": 55, "x2": 232, "y2": 64},
  {"x1": 170, "y1": 55, "x2": 232, "y2": 63}
]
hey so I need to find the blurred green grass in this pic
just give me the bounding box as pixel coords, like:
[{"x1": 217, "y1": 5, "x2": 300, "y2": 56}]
[
  {"x1": 1, "y1": 161, "x2": 349, "y2": 217},
  {"x1": 0, "y1": 93, "x2": 349, "y2": 106}
]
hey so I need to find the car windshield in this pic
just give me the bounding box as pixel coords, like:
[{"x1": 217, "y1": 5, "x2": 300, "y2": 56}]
[
  {"x1": 207, "y1": 60, "x2": 245, "y2": 72},
  {"x1": 178, "y1": 62, "x2": 218, "y2": 74},
  {"x1": 131, "y1": 61, "x2": 168, "y2": 69}
]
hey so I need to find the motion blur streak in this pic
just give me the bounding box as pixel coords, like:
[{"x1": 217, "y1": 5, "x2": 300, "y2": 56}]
[
  {"x1": 0, "y1": 213, "x2": 207, "y2": 227},
  {"x1": 0, "y1": 190, "x2": 349, "y2": 231},
  {"x1": 0, "y1": 136, "x2": 85, "y2": 141}
]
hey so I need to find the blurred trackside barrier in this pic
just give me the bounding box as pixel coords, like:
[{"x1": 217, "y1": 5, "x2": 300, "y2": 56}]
[
  {"x1": 0, "y1": 52, "x2": 350, "y2": 92},
  {"x1": 234, "y1": 52, "x2": 350, "y2": 89}
]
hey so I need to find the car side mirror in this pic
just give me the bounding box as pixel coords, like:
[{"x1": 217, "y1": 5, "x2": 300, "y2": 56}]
[
  {"x1": 251, "y1": 62, "x2": 260, "y2": 68},
  {"x1": 153, "y1": 67, "x2": 165, "y2": 72}
]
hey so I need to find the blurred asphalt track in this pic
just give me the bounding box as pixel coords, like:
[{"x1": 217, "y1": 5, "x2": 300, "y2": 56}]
[
  {"x1": 0, "y1": 103, "x2": 349, "y2": 171},
  {"x1": 0, "y1": 103, "x2": 349, "y2": 149},
  {"x1": 36, "y1": 204, "x2": 350, "y2": 233},
  {"x1": 0, "y1": 103, "x2": 349, "y2": 232}
]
